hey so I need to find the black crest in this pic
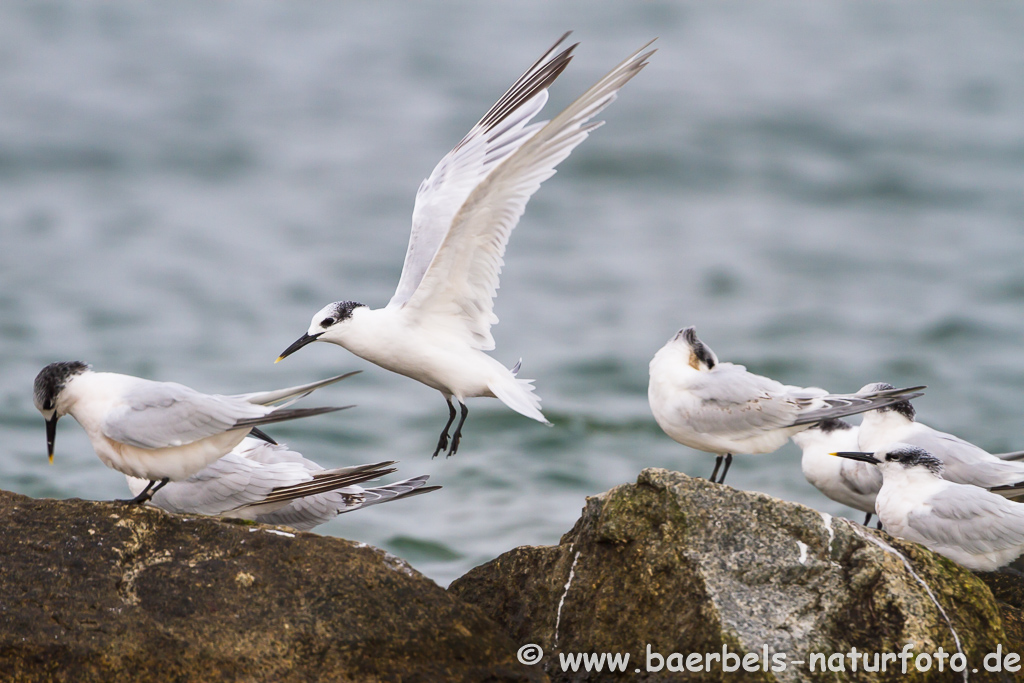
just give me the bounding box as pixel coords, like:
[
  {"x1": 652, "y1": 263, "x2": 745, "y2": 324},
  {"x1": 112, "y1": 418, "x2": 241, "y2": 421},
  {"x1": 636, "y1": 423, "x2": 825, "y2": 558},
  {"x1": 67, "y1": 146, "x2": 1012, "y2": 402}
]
[
  {"x1": 319, "y1": 301, "x2": 365, "y2": 329},
  {"x1": 34, "y1": 361, "x2": 89, "y2": 411},
  {"x1": 678, "y1": 326, "x2": 716, "y2": 370},
  {"x1": 817, "y1": 418, "x2": 852, "y2": 434},
  {"x1": 865, "y1": 381, "x2": 916, "y2": 420},
  {"x1": 885, "y1": 444, "x2": 943, "y2": 474}
]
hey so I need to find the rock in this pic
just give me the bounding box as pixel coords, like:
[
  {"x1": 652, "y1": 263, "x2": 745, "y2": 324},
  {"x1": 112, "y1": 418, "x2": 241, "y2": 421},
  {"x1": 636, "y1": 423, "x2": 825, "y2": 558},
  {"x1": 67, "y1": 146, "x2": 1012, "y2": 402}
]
[
  {"x1": 450, "y1": 468, "x2": 1016, "y2": 682},
  {"x1": 0, "y1": 489, "x2": 547, "y2": 683}
]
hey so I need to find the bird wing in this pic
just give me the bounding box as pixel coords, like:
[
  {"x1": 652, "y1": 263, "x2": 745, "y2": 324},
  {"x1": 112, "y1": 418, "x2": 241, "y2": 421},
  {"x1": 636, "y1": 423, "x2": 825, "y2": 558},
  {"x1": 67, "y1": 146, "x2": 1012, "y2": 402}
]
[
  {"x1": 387, "y1": 33, "x2": 576, "y2": 313},
  {"x1": 839, "y1": 459, "x2": 883, "y2": 497},
  {"x1": 138, "y1": 450, "x2": 312, "y2": 515},
  {"x1": 911, "y1": 430, "x2": 1024, "y2": 488},
  {"x1": 682, "y1": 365, "x2": 806, "y2": 436},
  {"x1": 256, "y1": 475, "x2": 438, "y2": 531},
  {"x1": 234, "y1": 438, "x2": 326, "y2": 471},
  {"x1": 996, "y1": 449, "x2": 1024, "y2": 462},
  {"x1": 397, "y1": 40, "x2": 655, "y2": 350},
  {"x1": 907, "y1": 486, "x2": 1024, "y2": 554},
  {"x1": 103, "y1": 381, "x2": 271, "y2": 449},
  {"x1": 230, "y1": 371, "x2": 359, "y2": 407},
  {"x1": 789, "y1": 386, "x2": 926, "y2": 426}
]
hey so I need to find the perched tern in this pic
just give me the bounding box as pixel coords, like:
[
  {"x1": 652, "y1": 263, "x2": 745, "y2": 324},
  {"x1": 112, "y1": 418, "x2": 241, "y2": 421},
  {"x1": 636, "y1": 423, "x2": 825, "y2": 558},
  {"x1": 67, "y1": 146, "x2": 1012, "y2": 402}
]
[
  {"x1": 858, "y1": 382, "x2": 1024, "y2": 494},
  {"x1": 33, "y1": 361, "x2": 355, "y2": 503},
  {"x1": 647, "y1": 327, "x2": 926, "y2": 484},
  {"x1": 791, "y1": 419, "x2": 880, "y2": 526},
  {"x1": 126, "y1": 437, "x2": 439, "y2": 530},
  {"x1": 835, "y1": 444, "x2": 1024, "y2": 571},
  {"x1": 277, "y1": 34, "x2": 655, "y2": 457}
]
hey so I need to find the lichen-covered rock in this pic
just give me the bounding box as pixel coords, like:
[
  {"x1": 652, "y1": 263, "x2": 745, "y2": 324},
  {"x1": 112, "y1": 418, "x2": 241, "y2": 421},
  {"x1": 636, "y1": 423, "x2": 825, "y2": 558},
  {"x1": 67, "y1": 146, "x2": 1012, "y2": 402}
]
[
  {"x1": 450, "y1": 468, "x2": 1014, "y2": 682},
  {"x1": 0, "y1": 489, "x2": 547, "y2": 683}
]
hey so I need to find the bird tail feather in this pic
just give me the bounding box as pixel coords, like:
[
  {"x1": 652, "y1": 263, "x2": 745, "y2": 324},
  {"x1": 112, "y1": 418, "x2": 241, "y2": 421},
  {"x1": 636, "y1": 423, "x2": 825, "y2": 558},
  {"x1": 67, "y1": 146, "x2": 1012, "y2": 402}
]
[{"x1": 488, "y1": 367, "x2": 550, "y2": 425}]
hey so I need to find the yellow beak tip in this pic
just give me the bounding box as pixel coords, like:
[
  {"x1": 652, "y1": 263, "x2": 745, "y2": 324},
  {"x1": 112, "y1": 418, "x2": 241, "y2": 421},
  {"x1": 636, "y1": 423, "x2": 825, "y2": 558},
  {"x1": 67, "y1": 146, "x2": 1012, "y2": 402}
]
[
  {"x1": 274, "y1": 356, "x2": 284, "y2": 364},
  {"x1": 48, "y1": 455, "x2": 54, "y2": 465}
]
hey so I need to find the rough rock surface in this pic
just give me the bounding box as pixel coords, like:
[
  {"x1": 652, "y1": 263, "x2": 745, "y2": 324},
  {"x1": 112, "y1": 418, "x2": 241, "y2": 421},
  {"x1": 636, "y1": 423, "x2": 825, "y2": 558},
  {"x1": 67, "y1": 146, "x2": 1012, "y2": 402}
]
[
  {"x1": 450, "y1": 468, "x2": 1015, "y2": 682},
  {"x1": 0, "y1": 489, "x2": 547, "y2": 683}
]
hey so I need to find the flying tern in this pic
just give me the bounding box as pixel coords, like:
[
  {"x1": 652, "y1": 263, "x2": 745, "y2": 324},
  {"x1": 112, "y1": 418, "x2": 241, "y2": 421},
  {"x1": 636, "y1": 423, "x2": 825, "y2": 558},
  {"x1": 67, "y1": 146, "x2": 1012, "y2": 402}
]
[
  {"x1": 648, "y1": 326, "x2": 926, "y2": 484},
  {"x1": 33, "y1": 361, "x2": 355, "y2": 503},
  {"x1": 277, "y1": 34, "x2": 655, "y2": 457},
  {"x1": 126, "y1": 437, "x2": 439, "y2": 529},
  {"x1": 835, "y1": 444, "x2": 1024, "y2": 571}
]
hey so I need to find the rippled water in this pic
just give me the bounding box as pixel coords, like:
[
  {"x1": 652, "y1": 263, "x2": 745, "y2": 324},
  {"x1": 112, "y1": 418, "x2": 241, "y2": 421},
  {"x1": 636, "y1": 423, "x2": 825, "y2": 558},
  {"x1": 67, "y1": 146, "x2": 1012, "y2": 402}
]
[{"x1": 2, "y1": 1, "x2": 1023, "y2": 585}]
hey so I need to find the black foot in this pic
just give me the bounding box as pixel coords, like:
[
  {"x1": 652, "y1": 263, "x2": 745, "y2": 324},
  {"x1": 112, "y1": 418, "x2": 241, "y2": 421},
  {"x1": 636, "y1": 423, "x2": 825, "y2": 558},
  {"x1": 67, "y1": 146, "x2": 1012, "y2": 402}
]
[
  {"x1": 863, "y1": 512, "x2": 874, "y2": 527},
  {"x1": 432, "y1": 399, "x2": 458, "y2": 459},
  {"x1": 446, "y1": 403, "x2": 469, "y2": 458},
  {"x1": 119, "y1": 477, "x2": 169, "y2": 505},
  {"x1": 717, "y1": 454, "x2": 733, "y2": 484},
  {"x1": 708, "y1": 456, "x2": 723, "y2": 482}
]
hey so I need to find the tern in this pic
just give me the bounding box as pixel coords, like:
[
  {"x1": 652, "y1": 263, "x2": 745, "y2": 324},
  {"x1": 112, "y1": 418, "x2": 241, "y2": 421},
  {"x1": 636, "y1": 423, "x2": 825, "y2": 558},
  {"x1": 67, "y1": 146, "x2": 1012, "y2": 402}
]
[
  {"x1": 33, "y1": 361, "x2": 355, "y2": 504},
  {"x1": 277, "y1": 34, "x2": 655, "y2": 457},
  {"x1": 858, "y1": 382, "x2": 1024, "y2": 495},
  {"x1": 647, "y1": 326, "x2": 926, "y2": 484},
  {"x1": 791, "y1": 418, "x2": 881, "y2": 526},
  {"x1": 126, "y1": 437, "x2": 439, "y2": 530},
  {"x1": 835, "y1": 444, "x2": 1024, "y2": 571}
]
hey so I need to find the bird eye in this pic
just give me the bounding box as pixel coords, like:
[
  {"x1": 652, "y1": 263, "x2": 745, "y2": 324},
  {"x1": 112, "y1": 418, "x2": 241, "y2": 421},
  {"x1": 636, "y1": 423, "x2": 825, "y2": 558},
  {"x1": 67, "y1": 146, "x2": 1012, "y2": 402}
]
[{"x1": 320, "y1": 317, "x2": 335, "y2": 328}]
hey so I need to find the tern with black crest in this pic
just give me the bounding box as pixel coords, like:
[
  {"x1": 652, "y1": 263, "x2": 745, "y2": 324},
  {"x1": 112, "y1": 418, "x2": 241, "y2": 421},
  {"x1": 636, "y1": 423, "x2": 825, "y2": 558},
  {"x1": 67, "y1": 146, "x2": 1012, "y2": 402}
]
[
  {"x1": 33, "y1": 361, "x2": 355, "y2": 504},
  {"x1": 858, "y1": 382, "x2": 1024, "y2": 495},
  {"x1": 835, "y1": 444, "x2": 1024, "y2": 571},
  {"x1": 277, "y1": 34, "x2": 655, "y2": 457},
  {"x1": 648, "y1": 326, "x2": 926, "y2": 484}
]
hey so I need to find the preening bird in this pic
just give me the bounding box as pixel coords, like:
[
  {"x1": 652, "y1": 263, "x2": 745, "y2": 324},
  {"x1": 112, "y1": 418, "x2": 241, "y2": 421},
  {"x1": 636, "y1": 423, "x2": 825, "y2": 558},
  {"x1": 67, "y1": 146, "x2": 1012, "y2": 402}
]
[
  {"x1": 126, "y1": 437, "x2": 439, "y2": 530},
  {"x1": 648, "y1": 326, "x2": 926, "y2": 484},
  {"x1": 276, "y1": 34, "x2": 655, "y2": 457},
  {"x1": 835, "y1": 443, "x2": 1024, "y2": 571},
  {"x1": 33, "y1": 361, "x2": 354, "y2": 504}
]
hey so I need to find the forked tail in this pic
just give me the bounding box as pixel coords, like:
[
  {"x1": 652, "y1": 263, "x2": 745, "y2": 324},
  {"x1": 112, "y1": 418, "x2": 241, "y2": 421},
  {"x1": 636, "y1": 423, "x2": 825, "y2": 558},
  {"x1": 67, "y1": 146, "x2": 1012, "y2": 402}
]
[{"x1": 488, "y1": 362, "x2": 550, "y2": 425}]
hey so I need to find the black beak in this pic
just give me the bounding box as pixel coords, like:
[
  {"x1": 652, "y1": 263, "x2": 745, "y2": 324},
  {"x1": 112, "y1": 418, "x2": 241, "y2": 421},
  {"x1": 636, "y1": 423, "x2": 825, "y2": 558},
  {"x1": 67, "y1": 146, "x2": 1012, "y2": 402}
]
[
  {"x1": 276, "y1": 332, "x2": 323, "y2": 363},
  {"x1": 831, "y1": 451, "x2": 882, "y2": 465},
  {"x1": 45, "y1": 414, "x2": 58, "y2": 464}
]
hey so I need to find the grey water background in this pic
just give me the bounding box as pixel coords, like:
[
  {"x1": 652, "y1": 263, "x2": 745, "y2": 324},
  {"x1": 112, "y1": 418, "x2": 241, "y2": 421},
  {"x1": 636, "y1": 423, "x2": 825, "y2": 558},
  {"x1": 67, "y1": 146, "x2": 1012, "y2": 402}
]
[{"x1": 2, "y1": 1, "x2": 1023, "y2": 586}]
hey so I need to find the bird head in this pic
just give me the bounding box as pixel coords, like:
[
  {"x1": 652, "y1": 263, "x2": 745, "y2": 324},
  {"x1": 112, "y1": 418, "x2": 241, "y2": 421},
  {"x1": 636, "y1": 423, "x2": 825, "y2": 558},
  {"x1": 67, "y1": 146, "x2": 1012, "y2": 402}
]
[
  {"x1": 857, "y1": 381, "x2": 916, "y2": 421},
  {"x1": 833, "y1": 443, "x2": 943, "y2": 475},
  {"x1": 671, "y1": 326, "x2": 718, "y2": 371},
  {"x1": 33, "y1": 361, "x2": 89, "y2": 464},
  {"x1": 277, "y1": 301, "x2": 366, "y2": 362}
]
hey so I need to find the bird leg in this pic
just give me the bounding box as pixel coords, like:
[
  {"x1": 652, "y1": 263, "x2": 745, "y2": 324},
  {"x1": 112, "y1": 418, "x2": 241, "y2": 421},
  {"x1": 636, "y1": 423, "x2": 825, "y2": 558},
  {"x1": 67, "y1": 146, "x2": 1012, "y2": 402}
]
[
  {"x1": 863, "y1": 512, "x2": 874, "y2": 526},
  {"x1": 708, "y1": 456, "x2": 723, "y2": 482},
  {"x1": 716, "y1": 453, "x2": 734, "y2": 484},
  {"x1": 447, "y1": 402, "x2": 469, "y2": 458},
  {"x1": 432, "y1": 398, "x2": 458, "y2": 459},
  {"x1": 121, "y1": 477, "x2": 170, "y2": 505}
]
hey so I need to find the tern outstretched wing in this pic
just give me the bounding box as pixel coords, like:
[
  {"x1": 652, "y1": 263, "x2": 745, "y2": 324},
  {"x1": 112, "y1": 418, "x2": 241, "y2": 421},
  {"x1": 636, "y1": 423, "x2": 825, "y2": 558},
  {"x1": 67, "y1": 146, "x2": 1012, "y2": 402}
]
[
  {"x1": 398, "y1": 38, "x2": 655, "y2": 350},
  {"x1": 388, "y1": 33, "x2": 577, "y2": 313}
]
